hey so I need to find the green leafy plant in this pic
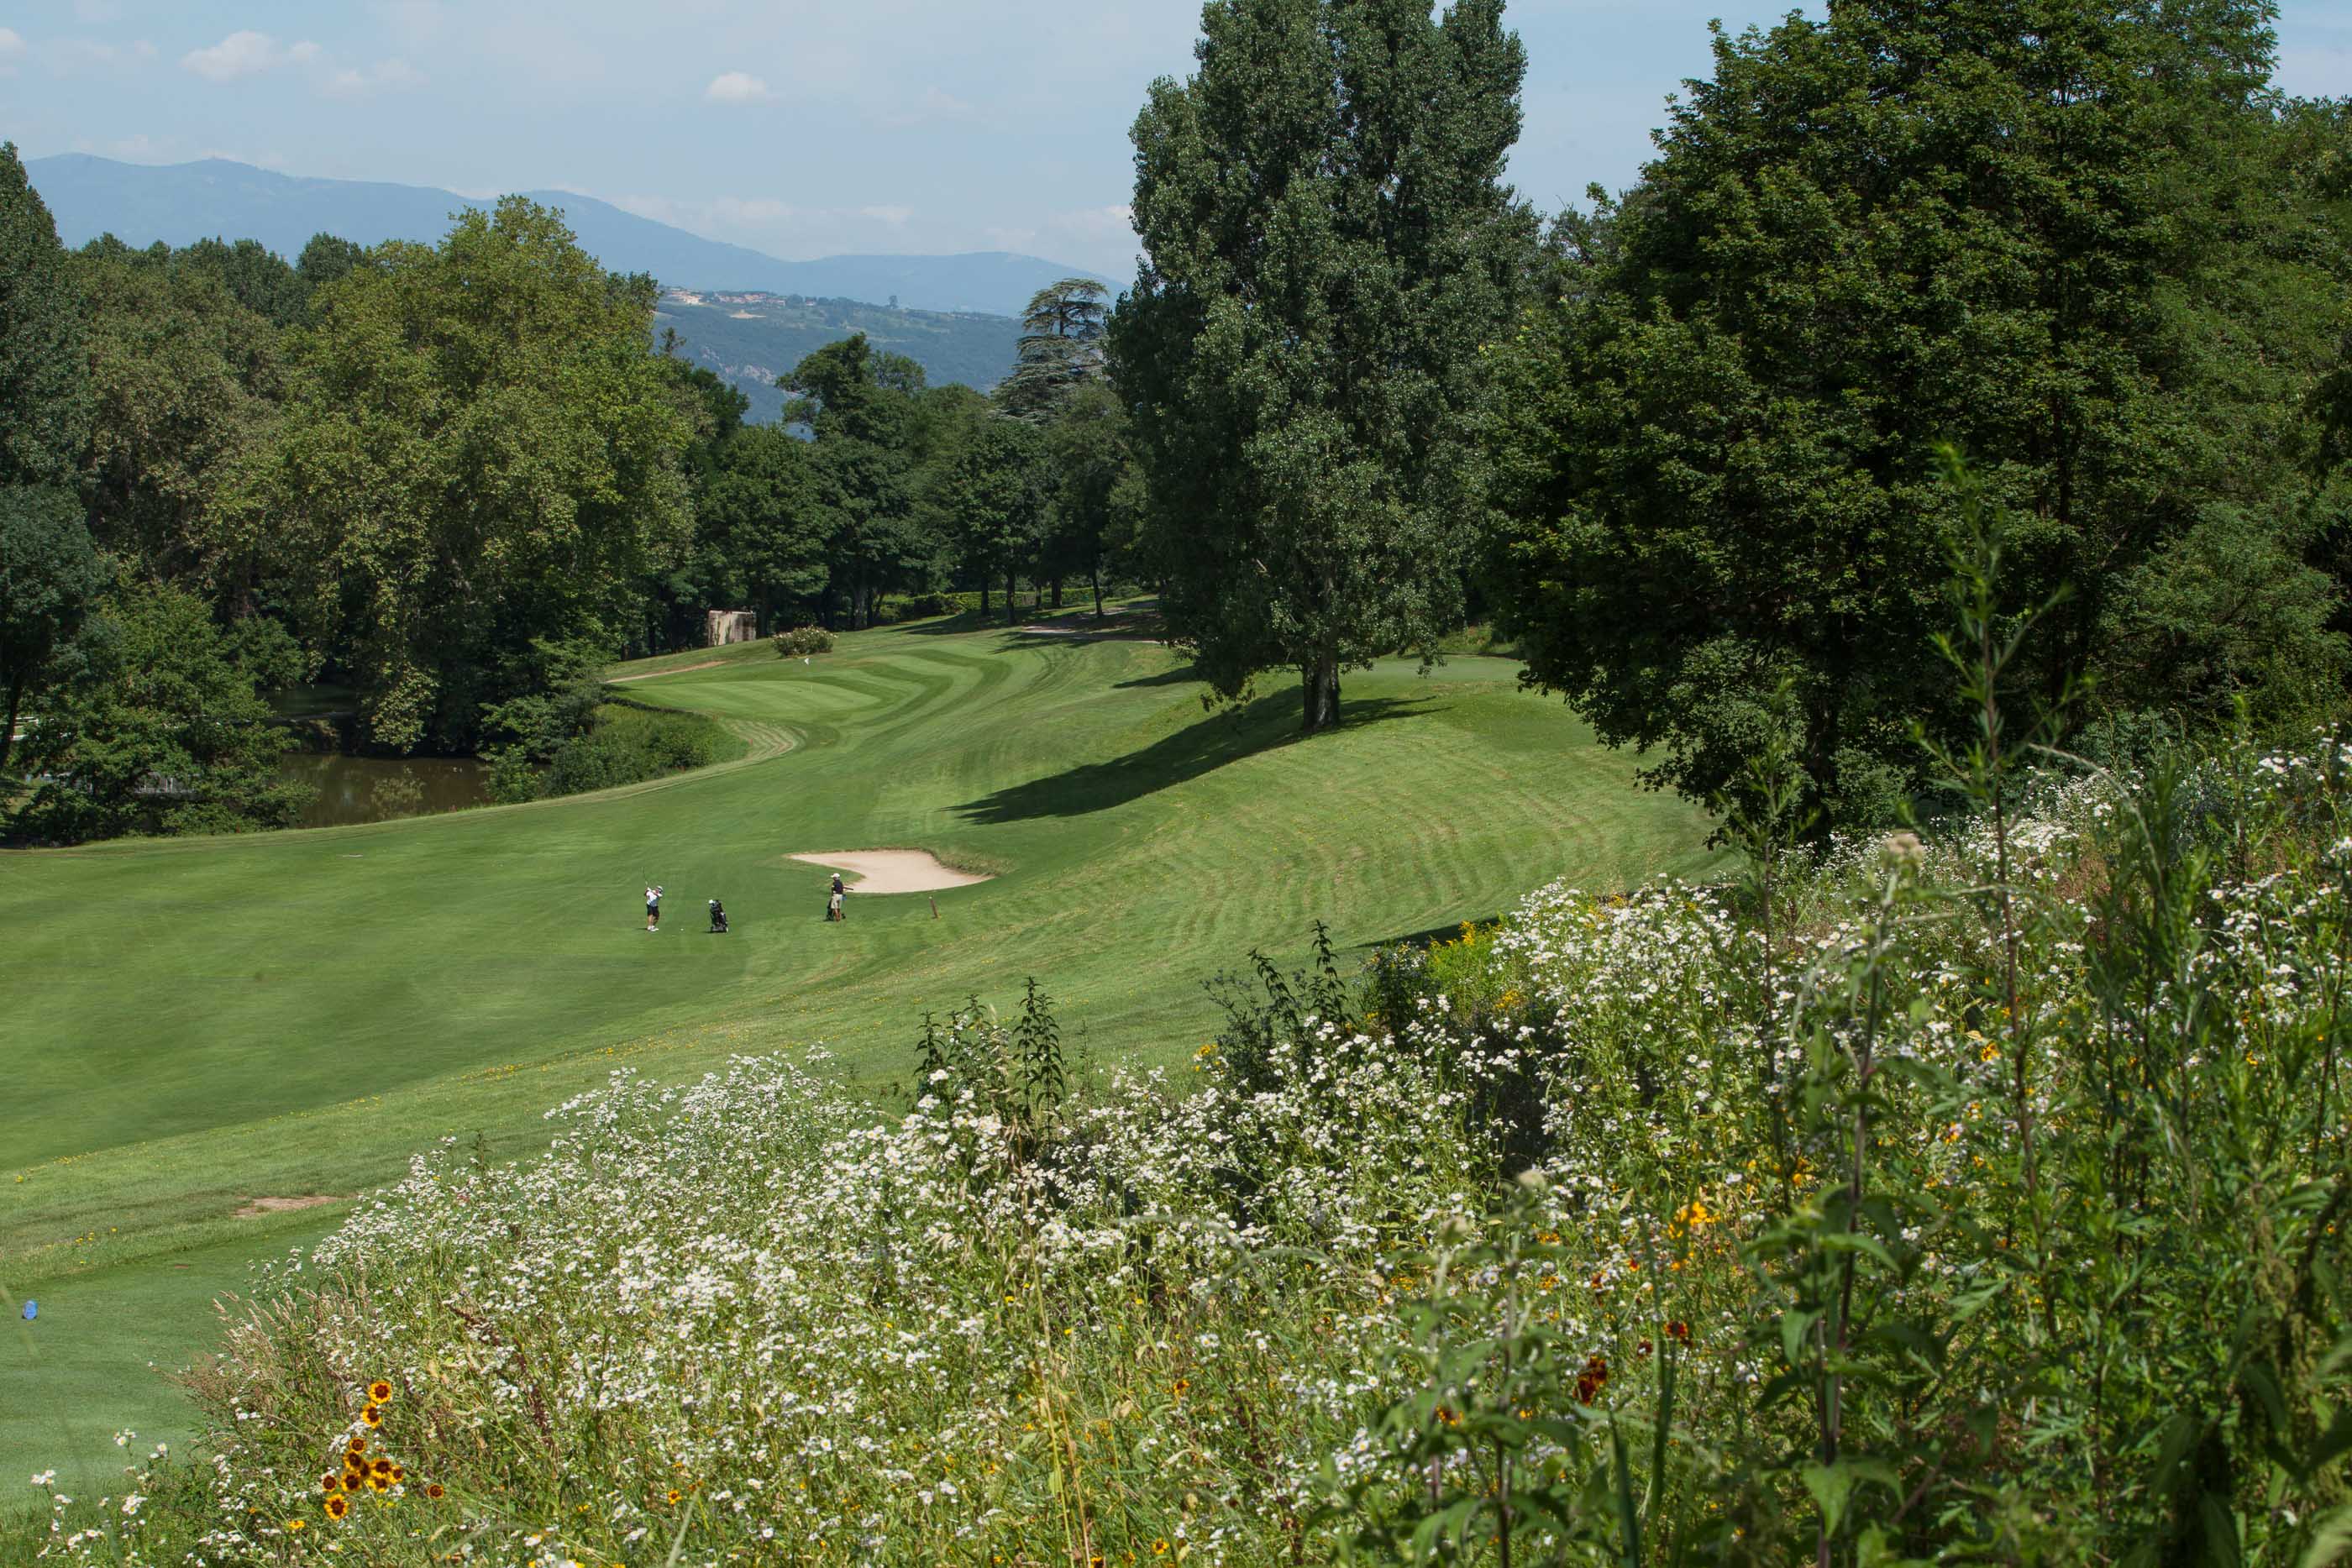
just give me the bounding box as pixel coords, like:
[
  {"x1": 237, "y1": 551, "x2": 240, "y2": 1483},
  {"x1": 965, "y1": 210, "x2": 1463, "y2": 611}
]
[{"x1": 773, "y1": 625, "x2": 836, "y2": 656}]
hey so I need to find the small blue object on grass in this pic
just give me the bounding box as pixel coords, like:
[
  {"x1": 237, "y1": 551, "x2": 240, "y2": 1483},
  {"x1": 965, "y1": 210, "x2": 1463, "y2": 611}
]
[{"x1": 20, "y1": 1300, "x2": 34, "y2": 1320}]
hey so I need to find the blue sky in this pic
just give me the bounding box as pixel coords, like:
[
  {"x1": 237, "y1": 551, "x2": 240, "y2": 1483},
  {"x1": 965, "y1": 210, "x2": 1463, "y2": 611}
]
[{"x1": 3, "y1": 0, "x2": 2349, "y2": 275}]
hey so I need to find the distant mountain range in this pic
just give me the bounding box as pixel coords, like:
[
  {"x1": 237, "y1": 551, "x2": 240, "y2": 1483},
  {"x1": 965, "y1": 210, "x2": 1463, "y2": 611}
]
[
  {"x1": 657, "y1": 290, "x2": 1021, "y2": 421},
  {"x1": 25, "y1": 154, "x2": 1111, "y2": 317}
]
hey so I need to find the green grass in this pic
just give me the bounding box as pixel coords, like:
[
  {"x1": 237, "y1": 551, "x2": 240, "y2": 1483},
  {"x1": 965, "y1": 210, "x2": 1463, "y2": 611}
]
[{"x1": 0, "y1": 617, "x2": 1720, "y2": 1497}]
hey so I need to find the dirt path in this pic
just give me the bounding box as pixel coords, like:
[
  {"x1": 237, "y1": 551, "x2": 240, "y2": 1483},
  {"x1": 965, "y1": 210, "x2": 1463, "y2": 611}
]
[{"x1": 788, "y1": 850, "x2": 993, "y2": 894}]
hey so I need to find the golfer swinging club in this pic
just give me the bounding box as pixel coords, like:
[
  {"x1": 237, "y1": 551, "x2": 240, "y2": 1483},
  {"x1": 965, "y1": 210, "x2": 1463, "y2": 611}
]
[{"x1": 646, "y1": 884, "x2": 664, "y2": 932}]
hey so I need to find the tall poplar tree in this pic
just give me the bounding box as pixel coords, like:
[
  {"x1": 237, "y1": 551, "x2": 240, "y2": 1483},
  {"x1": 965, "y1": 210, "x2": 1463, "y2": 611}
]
[
  {"x1": 1112, "y1": 0, "x2": 1536, "y2": 732},
  {"x1": 0, "y1": 142, "x2": 89, "y2": 491},
  {"x1": 0, "y1": 142, "x2": 102, "y2": 777}
]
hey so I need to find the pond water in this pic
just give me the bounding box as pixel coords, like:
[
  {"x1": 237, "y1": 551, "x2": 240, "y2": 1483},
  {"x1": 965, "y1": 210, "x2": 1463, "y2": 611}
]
[{"x1": 276, "y1": 753, "x2": 494, "y2": 828}]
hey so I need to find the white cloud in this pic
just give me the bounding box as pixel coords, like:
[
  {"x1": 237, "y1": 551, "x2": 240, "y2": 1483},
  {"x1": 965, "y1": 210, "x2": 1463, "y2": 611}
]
[
  {"x1": 324, "y1": 56, "x2": 426, "y2": 96},
  {"x1": 704, "y1": 71, "x2": 770, "y2": 103},
  {"x1": 874, "y1": 84, "x2": 977, "y2": 130},
  {"x1": 859, "y1": 204, "x2": 913, "y2": 226},
  {"x1": 73, "y1": 0, "x2": 121, "y2": 21},
  {"x1": 0, "y1": 28, "x2": 21, "y2": 75},
  {"x1": 71, "y1": 132, "x2": 163, "y2": 160},
  {"x1": 181, "y1": 30, "x2": 322, "y2": 81},
  {"x1": 1049, "y1": 203, "x2": 1136, "y2": 240}
]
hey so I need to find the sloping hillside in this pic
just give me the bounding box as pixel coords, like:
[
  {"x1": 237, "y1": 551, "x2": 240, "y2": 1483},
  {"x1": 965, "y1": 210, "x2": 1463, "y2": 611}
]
[
  {"x1": 27, "y1": 154, "x2": 1107, "y2": 314},
  {"x1": 656, "y1": 289, "x2": 1021, "y2": 417}
]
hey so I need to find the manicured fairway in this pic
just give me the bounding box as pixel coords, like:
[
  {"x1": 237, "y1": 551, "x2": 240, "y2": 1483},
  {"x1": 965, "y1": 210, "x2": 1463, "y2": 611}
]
[{"x1": 0, "y1": 615, "x2": 1722, "y2": 1494}]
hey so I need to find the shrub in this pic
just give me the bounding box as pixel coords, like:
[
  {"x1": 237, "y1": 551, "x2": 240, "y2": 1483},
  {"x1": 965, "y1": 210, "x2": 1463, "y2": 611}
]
[
  {"x1": 481, "y1": 742, "x2": 539, "y2": 805},
  {"x1": 898, "y1": 591, "x2": 958, "y2": 620},
  {"x1": 537, "y1": 703, "x2": 732, "y2": 798},
  {"x1": 773, "y1": 625, "x2": 835, "y2": 656}
]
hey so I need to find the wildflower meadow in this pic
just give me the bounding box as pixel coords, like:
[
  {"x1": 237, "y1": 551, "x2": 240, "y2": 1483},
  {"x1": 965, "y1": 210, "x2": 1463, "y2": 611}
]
[{"x1": 18, "y1": 727, "x2": 2352, "y2": 1564}]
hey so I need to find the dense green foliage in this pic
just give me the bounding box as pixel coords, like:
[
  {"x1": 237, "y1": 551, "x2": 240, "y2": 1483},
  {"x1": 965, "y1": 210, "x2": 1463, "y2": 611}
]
[
  {"x1": 0, "y1": 144, "x2": 91, "y2": 492},
  {"x1": 945, "y1": 411, "x2": 1049, "y2": 621},
  {"x1": 1116, "y1": 0, "x2": 1539, "y2": 730},
  {"x1": 73, "y1": 238, "x2": 288, "y2": 592},
  {"x1": 772, "y1": 624, "x2": 835, "y2": 654},
  {"x1": 1486, "y1": 0, "x2": 2352, "y2": 826},
  {"x1": 7, "y1": 146, "x2": 1156, "y2": 844},
  {"x1": 995, "y1": 275, "x2": 1110, "y2": 421},
  {"x1": 243, "y1": 198, "x2": 695, "y2": 753},
  {"x1": 0, "y1": 486, "x2": 103, "y2": 779},
  {"x1": 536, "y1": 701, "x2": 735, "y2": 798},
  {"x1": 8, "y1": 576, "x2": 307, "y2": 842}
]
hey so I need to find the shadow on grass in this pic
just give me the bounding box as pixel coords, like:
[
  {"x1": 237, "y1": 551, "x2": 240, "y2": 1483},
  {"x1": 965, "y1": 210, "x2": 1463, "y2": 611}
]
[
  {"x1": 1111, "y1": 665, "x2": 1201, "y2": 690},
  {"x1": 1354, "y1": 915, "x2": 1509, "y2": 952},
  {"x1": 955, "y1": 690, "x2": 1433, "y2": 824}
]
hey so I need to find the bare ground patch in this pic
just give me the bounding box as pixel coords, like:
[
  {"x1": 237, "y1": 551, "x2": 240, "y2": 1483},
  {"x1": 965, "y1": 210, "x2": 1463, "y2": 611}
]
[{"x1": 234, "y1": 1194, "x2": 344, "y2": 1218}]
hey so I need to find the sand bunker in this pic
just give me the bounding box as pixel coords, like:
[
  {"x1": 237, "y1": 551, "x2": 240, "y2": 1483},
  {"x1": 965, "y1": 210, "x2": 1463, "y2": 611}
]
[{"x1": 789, "y1": 850, "x2": 993, "y2": 894}]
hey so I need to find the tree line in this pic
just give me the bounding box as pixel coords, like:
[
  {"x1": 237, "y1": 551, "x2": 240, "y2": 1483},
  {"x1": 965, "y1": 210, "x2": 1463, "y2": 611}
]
[
  {"x1": 1114, "y1": 0, "x2": 2352, "y2": 835},
  {"x1": 0, "y1": 163, "x2": 1145, "y2": 839},
  {"x1": 7, "y1": 0, "x2": 2352, "y2": 843}
]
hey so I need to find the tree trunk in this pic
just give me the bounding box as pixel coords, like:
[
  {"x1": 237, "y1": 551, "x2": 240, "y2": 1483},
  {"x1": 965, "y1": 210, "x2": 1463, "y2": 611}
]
[
  {"x1": 1090, "y1": 564, "x2": 1104, "y2": 619},
  {"x1": 1302, "y1": 656, "x2": 1341, "y2": 733},
  {"x1": 1051, "y1": 576, "x2": 1064, "y2": 610},
  {"x1": 1005, "y1": 569, "x2": 1019, "y2": 625}
]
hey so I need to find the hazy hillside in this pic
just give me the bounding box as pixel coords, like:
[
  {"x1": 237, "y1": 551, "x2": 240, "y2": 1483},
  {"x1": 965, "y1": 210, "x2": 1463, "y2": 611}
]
[
  {"x1": 657, "y1": 290, "x2": 1021, "y2": 418},
  {"x1": 25, "y1": 154, "x2": 1108, "y2": 315}
]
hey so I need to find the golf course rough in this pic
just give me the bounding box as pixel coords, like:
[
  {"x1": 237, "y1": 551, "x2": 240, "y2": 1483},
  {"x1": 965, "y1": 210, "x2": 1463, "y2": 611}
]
[{"x1": 0, "y1": 612, "x2": 1724, "y2": 1497}]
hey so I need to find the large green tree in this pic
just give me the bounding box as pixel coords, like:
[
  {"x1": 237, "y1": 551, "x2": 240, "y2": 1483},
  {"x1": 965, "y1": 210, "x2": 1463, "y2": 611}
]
[
  {"x1": 0, "y1": 486, "x2": 105, "y2": 780},
  {"x1": 8, "y1": 577, "x2": 307, "y2": 842},
  {"x1": 946, "y1": 415, "x2": 1049, "y2": 623},
  {"x1": 73, "y1": 246, "x2": 286, "y2": 596},
  {"x1": 0, "y1": 143, "x2": 104, "y2": 781},
  {"x1": 245, "y1": 198, "x2": 694, "y2": 752},
  {"x1": 995, "y1": 277, "x2": 1111, "y2": 422},
  {"x1": 1113, "y1": 0, "x2": 1537, "y2": 731},
  {"x1": 1041, "y1": 381, "x2": 1143, "y2": 616},
  {"x1": 780, "y1": 334, "x2": 937, "y2": 627},
  {"x1": 1488, "y1": 0, "x2": 2345, "y2": 823},
  {"x1": 696, "y1": 425, "x2": 827, "y2": 629}
]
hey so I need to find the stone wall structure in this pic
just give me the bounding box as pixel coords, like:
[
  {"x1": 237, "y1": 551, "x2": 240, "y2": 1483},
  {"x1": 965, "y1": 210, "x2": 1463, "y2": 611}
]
[{"x1": 705, "y1": 610, "x2": 759, "y2": 647}]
